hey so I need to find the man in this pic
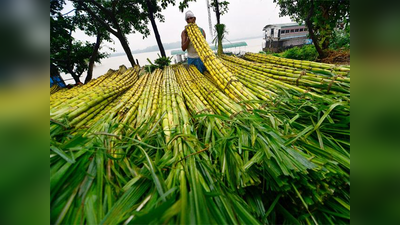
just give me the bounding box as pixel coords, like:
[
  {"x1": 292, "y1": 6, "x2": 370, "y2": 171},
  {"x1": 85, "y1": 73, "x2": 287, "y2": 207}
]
[{"x1": 181, "y1": 10, "x2": 207, "y2": 73}]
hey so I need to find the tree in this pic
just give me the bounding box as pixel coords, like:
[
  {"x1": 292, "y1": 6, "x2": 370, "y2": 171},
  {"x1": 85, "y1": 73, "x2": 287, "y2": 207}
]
[
  {"x1": 51, "y1": 16, "x2": 106, "y2": 83},
  {"x1": 50, "y1": 0, "x2": 68, "y2": 79},
  {"x1": 74, "y1": 6, "x2": 113, "y2": 83},
  {"x1": 74, "y1": 0, "x2": 151, "y2": 67},
  {"x1": 274, "y1": 0, "x2": 350, "y2": 58},
  {"x1": 210, "y1": 0, "x2": 229, "y2": 25},
  {"x1": 51, "y1": 11, "x2": 81, "y2": 82},
  {"x1": 51, "y1": 1, "x2": 107, "y2": 83}
]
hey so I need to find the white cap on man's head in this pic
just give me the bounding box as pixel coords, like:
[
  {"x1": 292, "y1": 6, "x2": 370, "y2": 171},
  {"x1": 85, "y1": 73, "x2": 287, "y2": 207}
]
[{"x1": 185, "y1": 10, "x2": 195, "y2": 20}]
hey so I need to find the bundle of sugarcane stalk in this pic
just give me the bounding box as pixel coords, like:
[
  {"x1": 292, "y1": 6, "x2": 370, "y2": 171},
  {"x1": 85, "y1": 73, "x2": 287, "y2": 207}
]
[
  {"x1": 51, "y1": 25, "x2": 350, "y2": 224},
  {"x1": 244, "y1": 52, "x2": 350, "y2": 76},
  {"x1": 222, "y1": 54, "x2": 350, "y2": 95},
  {"x1": 221, "y1": 56, "x2": 347, "y2": 104},
  {"x1": 185, "y1": 23, "x2": 259, "y2": 109}
]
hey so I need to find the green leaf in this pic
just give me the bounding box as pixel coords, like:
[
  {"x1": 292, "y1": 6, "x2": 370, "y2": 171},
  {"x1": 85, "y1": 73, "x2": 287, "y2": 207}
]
[
  {"x1": 50, "y1": 146, "x2": 75, "y2": 163},
  {"x1": 264, "y1": 194, "x2": 281, "y2": 218}
]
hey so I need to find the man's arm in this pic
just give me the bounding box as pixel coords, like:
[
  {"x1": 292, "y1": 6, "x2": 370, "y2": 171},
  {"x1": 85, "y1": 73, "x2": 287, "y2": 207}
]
[{"x1": 181, "y1": 30, "x2": 190, "y2": 51}]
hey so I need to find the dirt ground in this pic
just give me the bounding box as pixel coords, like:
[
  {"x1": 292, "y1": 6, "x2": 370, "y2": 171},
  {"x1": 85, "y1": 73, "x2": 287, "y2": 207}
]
[{"x1": 318, "y1": 49, "x2": 350, "y2": 65}]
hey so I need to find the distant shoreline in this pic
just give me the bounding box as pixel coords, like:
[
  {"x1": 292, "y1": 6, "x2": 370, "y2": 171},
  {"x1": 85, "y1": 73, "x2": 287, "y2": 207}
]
[{"x1": 110, "y1": 35, "x2": 263, "y2": 57}]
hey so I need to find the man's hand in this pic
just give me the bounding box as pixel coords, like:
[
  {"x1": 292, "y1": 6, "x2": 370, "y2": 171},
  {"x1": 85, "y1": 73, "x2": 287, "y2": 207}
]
[
  {"x1": 181, "y1": 29, "x2": 190, "y2": 51},
  {"x1": 183, "y1": 30, "x2": 190, "y2": 44},
  {"x1": 183, "y1": 30, "x2": 189, "y2": 41}
]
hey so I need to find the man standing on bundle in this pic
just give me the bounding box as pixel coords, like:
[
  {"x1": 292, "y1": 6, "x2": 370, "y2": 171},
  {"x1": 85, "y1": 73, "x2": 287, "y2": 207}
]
[{"x1": 181, "y1": 10, "x2": 207, "y2": 73}]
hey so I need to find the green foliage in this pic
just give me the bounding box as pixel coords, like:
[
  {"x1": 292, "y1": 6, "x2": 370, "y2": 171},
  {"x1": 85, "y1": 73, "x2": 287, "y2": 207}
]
[
  {"x1": 178, "y1": 0, "x2": 230, "y2": 19},
  {"x1": 210, "y1": 0, "x2": 230, "y2": 15},
  {"x1": 213, "y1": 24, "x2": 227, "y2": 55},
  {"x1": 145, "y1": 54, "x2": 173, "y2": 72},
  {"x1": 50, "y1": 6, "x2": 107, "y2": 81},
  {"x1": 211, "y1": 0, "x2": 230, "y2": 31},
  {"x1": 154, "y1": 56, "x2": 172, "y2": 68},
  {"x1": 144, "y1": 64, "x2": 158, "y2": 73},
  {"x1": 76, "y1": 0, "x2": 150, "y2": 38},
  {"x1": 75, "y1": 0, "x2": 178, "y2": 40},
  {"x1": 74, "y1": 7, "x2": 112, "y2": 44},
  {"x1": 213, "y1": 24, "x2": 227, "y2": 43},
  {"x1": 280, "y1": 45, "x2": 318, "y2": 61},
  {"x1": 258, "y1": 50, "x2": 280, "y2": 57},
  {"x1": 50, "y1": 0, "x2": 65, "y2": 15},
  {"x1": 329, "y1": 27, "x2": 350, "y2": 50}
]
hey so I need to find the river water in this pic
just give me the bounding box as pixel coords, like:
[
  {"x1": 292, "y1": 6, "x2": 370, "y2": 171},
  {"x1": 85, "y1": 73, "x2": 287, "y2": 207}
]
[{"x1": 60, "y1": 37, "x2": 264, "y2": 85}]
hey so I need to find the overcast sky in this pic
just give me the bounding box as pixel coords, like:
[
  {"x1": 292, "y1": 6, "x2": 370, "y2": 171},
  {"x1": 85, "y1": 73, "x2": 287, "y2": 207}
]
[{"x1": 64, "y1": 0, "x2": 292, "y2": 53}]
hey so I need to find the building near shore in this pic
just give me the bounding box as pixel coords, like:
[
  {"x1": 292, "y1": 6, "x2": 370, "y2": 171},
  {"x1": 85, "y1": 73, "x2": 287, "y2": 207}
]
[{"x1": 262, "y1": 22, "x2": 311, "y2": 52}]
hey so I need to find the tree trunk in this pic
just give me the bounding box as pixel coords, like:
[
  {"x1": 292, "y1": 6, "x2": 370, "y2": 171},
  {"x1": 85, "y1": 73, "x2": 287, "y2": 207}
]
[
  {"x1": 146, "y1": 0, "x2": 166, "y2": 57},
  {"x1": 85, "y1": 32, "x2": 102, "y2": 84},
  {"x1": 306, "y1": 22, "x2": 325, "y2": 58},
  {"x1": 214, "y1": 1, "x2": 223, "y2": 55},
  {"x1": 214, "y1": 0, "x2": 221, "y2": 25},
  {"x1": 306, "y1": 0, "x2": 326, "y2": 59},
  {"x1": 68, "y1": 68, "x2": 81, "y2": 84},
  {"x1": 117, "y1": 33, "x2": 136, "y2": 67}
]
